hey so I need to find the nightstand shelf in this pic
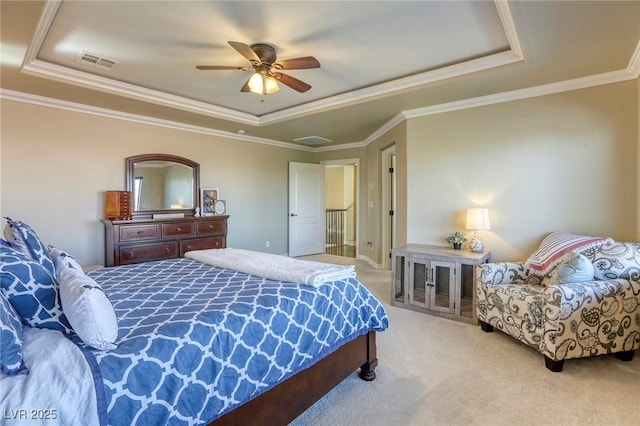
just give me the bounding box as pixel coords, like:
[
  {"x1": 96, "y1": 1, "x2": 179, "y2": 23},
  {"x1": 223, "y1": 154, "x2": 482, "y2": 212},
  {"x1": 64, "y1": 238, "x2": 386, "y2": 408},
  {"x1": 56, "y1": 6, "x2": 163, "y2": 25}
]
[{"x1": 391, "y1": 244, "x2": 490, "y2": 324}]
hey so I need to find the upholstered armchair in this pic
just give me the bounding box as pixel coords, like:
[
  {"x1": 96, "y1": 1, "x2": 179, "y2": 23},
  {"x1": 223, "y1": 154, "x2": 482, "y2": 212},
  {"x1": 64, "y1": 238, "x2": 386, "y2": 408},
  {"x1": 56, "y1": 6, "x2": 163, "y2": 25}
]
[{"x1": 476, "y1": 236, "x2": 640, "y2": 372}]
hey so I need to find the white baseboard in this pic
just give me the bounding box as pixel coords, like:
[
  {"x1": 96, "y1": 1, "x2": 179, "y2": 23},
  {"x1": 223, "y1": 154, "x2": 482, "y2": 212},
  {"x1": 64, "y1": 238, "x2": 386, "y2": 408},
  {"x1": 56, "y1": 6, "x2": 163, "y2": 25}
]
[{"x1": 357, "y1": 254, "x2": 383, "y2": 269}]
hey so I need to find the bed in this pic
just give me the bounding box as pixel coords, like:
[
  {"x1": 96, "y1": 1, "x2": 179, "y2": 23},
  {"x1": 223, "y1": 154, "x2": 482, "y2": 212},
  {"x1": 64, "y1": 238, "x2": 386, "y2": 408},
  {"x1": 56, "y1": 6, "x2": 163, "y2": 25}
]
[{"x1": 1, "y1": 218, "x2": 389, "y2": 426}]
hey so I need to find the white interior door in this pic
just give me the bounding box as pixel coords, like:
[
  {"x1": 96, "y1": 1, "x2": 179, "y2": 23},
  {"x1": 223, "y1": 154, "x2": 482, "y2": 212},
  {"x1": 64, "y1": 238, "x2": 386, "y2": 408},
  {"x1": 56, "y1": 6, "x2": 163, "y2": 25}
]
[{"x1": 288, "y1": 162, "x2": 325, "y2": 257}]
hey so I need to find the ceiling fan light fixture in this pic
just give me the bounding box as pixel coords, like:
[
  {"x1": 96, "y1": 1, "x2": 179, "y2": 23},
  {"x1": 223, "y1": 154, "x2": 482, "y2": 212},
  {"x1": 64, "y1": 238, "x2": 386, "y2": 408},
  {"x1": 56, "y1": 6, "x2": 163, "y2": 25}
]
[
  {"x1": 248, "y1": 72, "x2": 279, "y2": 95},
  {"x1": 264, "y1": 75, "x2": 280, "y2": 93},
  {"x1": 197, "y1": 41, "x2": 318, "y2": 94}
]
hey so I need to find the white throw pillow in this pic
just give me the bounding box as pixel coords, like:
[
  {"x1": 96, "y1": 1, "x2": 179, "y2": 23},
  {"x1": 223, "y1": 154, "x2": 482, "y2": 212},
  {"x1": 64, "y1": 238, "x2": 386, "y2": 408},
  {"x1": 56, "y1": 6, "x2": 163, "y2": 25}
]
[
  {"x1": 547, "y1": 252, "x2": 595, "y2": 286},
  {"x1": 58, "y1": 264, "x2": 118, "y2": 350}
]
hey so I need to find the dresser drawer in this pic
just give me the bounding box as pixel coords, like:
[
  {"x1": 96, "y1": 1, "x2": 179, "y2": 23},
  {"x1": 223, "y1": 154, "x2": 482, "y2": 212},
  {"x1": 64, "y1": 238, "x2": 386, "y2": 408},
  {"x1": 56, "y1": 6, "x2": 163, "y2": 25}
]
[
  {"x1": 118, "y1": 242, "x2": 178, "y2": 265},
  {"x1": 119, "y1": 224, "x2": 159, "y2": 241},
  {"x1": 103, "y1": 216, "x2": 228, "y2": 267},
  {"x1": 180, "y1": 237, "x2": 225, "y2": 255},
  {"x1": 197, "y1": 220, "x2": 226, "y2": 236},
  {"x1": 162, "y1": 222, "x2": 195, "y2": 237}
]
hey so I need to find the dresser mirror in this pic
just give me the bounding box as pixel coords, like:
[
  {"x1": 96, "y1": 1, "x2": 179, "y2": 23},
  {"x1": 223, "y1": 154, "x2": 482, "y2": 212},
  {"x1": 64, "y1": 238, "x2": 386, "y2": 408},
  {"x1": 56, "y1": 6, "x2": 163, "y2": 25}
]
[{"x1": 125, "y1": 154, "x2": 200, "y2": 218}]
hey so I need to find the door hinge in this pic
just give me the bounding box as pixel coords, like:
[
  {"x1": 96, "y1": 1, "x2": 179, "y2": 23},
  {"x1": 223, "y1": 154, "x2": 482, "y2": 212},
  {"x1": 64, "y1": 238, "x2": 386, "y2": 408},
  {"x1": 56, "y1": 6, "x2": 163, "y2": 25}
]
[
  {"x1": 389, "y1": 210, "x2": 394, "y2": 216},
  {"x1": 389, "y1": 167, "x2": 394, "y2": 173},
  {"x1": 389, "y1": 252, "x2": 392, "y2": 259}
]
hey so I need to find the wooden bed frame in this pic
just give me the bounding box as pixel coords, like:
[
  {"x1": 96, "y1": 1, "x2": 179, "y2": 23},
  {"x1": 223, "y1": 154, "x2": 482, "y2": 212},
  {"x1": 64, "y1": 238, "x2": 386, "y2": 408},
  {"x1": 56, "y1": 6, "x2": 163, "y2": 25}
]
[{"x1": 211, "y1": 331, "x2": 378, "y2": 425}]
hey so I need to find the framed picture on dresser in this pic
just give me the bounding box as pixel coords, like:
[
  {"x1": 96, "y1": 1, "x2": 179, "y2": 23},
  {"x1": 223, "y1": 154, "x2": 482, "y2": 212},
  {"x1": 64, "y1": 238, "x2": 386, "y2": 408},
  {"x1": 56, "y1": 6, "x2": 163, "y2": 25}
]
[{"x1": 200, "y1": 187, "x2": 219, "y2": 216}]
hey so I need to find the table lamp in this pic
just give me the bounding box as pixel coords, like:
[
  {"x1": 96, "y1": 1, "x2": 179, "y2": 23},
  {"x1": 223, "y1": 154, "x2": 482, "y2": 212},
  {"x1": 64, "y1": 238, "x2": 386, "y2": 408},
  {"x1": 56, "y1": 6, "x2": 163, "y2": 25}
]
[{"x1": 466, "y1": 207, "x2": 491, "y2": 253}]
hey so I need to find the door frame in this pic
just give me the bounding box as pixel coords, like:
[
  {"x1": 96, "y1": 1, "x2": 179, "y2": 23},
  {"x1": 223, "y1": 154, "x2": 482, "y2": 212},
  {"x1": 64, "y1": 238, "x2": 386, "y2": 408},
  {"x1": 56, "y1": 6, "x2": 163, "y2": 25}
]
[
  {"x1": 321, "y1": 158, "x2": 360, "y2": 259},
  {"x1": 381, "y1": 145, "x2": 396, "y2": 269}
]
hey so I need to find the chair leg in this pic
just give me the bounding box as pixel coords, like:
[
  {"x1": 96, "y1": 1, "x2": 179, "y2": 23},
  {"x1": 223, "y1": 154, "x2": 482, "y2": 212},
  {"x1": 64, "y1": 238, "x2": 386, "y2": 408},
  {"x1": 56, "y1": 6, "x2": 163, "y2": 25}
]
[
  {"x1": 479, "y1": 321, "x2": 494, "y2": 333},
  {"x1": 614, "y1": 350, "x2": 635, "y2": 362},
  {"x1": 544, "y1": 356, "x2": 564, "y2": 372}
]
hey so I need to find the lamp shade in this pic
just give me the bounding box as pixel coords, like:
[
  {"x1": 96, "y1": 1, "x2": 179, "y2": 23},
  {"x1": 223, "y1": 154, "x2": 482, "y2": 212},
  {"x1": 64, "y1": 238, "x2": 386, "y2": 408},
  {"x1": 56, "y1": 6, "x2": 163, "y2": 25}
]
[
  {"x1": 248, "y1": 73, "x2": 280, "y2": 95},
  {"x1": 466, "y1": 207, "x2": 491, "y2": 231}
]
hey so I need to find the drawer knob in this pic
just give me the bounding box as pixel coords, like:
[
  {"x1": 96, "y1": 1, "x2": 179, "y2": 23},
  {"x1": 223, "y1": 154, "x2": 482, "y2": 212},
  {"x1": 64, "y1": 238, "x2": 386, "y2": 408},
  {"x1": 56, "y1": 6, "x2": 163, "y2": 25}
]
[
  {"x1": 208, "y1": 224, "x2": 214, "y2": 229},
  {"x1": 137, "y1": 230, "x2": 144, "y2": 235},
  {"x1": 165, "y1": 247, "x2": 170, "y2": 253},
  {"x1": 176, "y1": 227, "x2": 182, "y2": 232}
]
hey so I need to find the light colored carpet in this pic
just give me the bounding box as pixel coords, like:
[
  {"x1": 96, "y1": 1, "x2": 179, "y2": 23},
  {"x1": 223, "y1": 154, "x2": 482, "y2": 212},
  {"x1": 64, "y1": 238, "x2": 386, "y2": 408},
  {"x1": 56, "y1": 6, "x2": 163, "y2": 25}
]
[{"x1": 292, "y1": 254, "x2": 640, "y2": 426}]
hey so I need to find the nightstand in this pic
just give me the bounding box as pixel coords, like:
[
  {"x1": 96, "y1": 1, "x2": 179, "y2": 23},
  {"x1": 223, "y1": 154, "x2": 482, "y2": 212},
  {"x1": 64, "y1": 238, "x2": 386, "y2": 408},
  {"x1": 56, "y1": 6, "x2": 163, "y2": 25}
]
[{"x1": 391, "y1": 244, "x2": 490, "y2": 324}]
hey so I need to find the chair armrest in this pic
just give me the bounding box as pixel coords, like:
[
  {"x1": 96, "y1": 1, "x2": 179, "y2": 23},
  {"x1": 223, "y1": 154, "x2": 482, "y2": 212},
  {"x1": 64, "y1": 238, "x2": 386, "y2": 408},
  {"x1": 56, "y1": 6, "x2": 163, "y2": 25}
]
[
  {"x1": 543, "y1": 279, "x2": 639, "y2": 318},
  {"x1": 540, "y1": 279, "x2": 640, "y2": 360},
  {"x1": 477, "y1": 262, "x2": 541, "y2": 286}
]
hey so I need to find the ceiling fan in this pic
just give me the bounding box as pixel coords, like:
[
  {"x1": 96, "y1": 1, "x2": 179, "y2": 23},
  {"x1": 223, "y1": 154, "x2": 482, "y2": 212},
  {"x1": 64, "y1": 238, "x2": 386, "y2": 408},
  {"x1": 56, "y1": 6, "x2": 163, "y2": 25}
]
[{"x1": 196, "y1": 41, "x2": 320, "y2": 94}]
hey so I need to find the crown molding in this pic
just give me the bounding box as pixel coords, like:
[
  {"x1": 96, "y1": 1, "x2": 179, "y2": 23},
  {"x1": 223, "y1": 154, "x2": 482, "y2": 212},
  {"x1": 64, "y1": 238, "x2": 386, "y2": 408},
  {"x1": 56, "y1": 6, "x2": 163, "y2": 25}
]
[
  {"x1": 4, "y1": 43, "x2": 637, "y2": 155},
  {"x1": 21, "y1": 59, "x2": 260, "y2": 126},
  {"x1": 0, "y1": 88, "x2": 312, "y2": 152},
  {"x1": 259, "y1": 49, "x2": 523, "y2": 126},
  {"x1": 628, "y1": 40, "x2": 640, "y2": 78},
  {"x1": 401, "y1": 50, "x2": 639, "y2": 122},
  {"x1": 22, "y1": 0, "x2": 523, "y2": 127}
]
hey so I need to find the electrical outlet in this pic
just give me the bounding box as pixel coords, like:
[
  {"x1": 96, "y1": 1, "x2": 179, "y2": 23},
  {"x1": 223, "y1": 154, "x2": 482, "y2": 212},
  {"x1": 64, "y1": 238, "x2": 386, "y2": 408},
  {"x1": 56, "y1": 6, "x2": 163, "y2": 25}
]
[{"x1": 265, "y1": 241, "x2": 270, "y2": 248}]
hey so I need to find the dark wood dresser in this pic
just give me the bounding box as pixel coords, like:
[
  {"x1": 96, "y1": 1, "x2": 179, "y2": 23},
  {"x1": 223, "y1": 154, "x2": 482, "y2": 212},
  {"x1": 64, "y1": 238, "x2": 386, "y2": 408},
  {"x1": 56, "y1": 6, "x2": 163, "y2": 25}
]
[{"x1": 102, "y1": 216, "x2": 228, "y2": 267}]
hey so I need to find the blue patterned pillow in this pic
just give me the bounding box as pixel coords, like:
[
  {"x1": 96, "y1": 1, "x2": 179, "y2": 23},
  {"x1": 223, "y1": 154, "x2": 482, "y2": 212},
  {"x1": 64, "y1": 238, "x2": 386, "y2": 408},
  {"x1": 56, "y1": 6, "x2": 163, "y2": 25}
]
[
  {"x1": 3, "y1": 217, "x2": 55, "y2": 276},
  {"x1": 0, "y1": 239, "x2": 11, "y2": 249},
  {"x1": 0, "y1": 290, "x2": 28, "y2": 375},
  {"x1": 0, "y1": 248, "x2": 72, "y2": 333}
]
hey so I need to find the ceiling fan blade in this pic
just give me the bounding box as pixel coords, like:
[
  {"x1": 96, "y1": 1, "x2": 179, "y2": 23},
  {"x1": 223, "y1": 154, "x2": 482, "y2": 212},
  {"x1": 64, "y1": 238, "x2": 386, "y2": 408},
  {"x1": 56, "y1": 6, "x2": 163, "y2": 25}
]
[
  {"x1": 228, "y1": 41, "x2": 261, "y2": 63},
  {"x1": 275, "y1": 72, "x2": 312, "y2": 93},
  {"x1": 196, "y1": 65, "x2": 250, "y2": 71},
  {"x1": 240, "y1": 76, "x2": 251, "y2": 92},
  {"x1": 275, "y1": 56, "x2": 320, "y2": 70}
]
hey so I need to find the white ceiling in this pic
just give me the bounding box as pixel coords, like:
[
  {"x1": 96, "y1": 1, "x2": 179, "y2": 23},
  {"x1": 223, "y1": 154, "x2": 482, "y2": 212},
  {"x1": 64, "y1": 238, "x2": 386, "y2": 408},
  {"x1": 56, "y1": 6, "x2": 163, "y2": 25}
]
[{"x1": 3, "y1": 1, "x2": 639, "y2": 148}]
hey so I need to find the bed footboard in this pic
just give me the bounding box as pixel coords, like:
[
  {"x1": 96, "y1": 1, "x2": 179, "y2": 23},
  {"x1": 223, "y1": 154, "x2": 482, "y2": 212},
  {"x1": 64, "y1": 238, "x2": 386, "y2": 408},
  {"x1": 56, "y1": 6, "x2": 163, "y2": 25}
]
[{"x1": 212, "y1": 331, "x2": 378, "y2": 426}]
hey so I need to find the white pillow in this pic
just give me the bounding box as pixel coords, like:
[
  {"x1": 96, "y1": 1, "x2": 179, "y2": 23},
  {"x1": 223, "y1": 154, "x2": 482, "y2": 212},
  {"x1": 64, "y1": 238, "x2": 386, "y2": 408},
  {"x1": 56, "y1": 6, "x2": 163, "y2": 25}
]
[
  {"x1": 547, "y1": 252, "x2": 595, "y2": 286},
  {"x1": 57, "y1": 264, "x2": 118, "y2": 350},
  {"x1": 49, "y1": 245, "x2": 83, "y2": 274}
]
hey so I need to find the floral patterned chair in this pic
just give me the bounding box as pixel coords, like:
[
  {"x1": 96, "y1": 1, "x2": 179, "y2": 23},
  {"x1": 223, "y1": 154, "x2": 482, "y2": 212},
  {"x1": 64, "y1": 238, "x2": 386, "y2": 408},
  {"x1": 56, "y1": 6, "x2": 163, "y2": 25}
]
[{"x1": 476, "y1": 234, "x2": 640, "y2": 372}]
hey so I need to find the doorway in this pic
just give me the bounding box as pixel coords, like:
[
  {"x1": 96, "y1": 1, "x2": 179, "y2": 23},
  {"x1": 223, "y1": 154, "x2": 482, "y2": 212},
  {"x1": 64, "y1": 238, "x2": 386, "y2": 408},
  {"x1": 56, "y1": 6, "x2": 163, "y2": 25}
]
[{"x1": 322, "y1": 159, "x2": 359, "y2": 259}]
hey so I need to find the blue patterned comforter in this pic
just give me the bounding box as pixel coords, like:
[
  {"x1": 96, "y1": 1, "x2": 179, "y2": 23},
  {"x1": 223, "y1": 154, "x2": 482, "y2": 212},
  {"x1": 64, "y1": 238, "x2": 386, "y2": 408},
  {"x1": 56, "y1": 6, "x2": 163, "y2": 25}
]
[{"x1": 84, "y1": 258, "x2": 388, "y2": 425}]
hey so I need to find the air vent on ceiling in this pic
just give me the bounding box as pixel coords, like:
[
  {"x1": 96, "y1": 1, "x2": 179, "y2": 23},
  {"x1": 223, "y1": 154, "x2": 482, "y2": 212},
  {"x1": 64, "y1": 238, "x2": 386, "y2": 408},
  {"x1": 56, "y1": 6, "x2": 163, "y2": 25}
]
[
  {"x1": 293, "y1": 136, "x2": 334, "y2": 145},
  {"x1": 76, "y1": 51, "x2": 120, "y2": 71}
]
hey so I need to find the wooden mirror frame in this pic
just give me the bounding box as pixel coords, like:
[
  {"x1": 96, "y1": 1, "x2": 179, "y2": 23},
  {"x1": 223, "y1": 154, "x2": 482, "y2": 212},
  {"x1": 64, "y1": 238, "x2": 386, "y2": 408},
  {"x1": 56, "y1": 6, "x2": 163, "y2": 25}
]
[{"x1": 125, "y1": 153, "x2": 200, "y2": 219}]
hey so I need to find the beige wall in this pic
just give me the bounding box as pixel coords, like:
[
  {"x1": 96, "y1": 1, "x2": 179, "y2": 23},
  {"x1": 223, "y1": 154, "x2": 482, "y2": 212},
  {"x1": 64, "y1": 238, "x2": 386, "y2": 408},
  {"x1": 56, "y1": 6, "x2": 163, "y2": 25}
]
[
  {"x1": 0, "y1": 99, "x2": 313, "y2": 265},
  {"x1": 406, "y1": 81, "x2": 637, "y2": 261},
  {"x1": 1, "y1": 78, "x2": 638, "y2": 267}
]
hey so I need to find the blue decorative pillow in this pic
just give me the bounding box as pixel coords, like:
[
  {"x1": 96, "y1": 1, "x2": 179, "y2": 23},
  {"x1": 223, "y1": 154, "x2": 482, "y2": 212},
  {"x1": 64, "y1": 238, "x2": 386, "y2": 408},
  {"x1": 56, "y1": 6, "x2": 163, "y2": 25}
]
[
  {"x1": 0, "y1": 239, "x2": 11, "y2": 249},
  {"x1": 547, "y1": 252, "x2": 595, "y2": 286},
  {"x1": 0, "y1": 248, "x2": 72, "y2": 333},
  {"x1": 3, "y1": 217, "x2": 55, "y2": 276},
  {"x1": 0, "y1": 290, "x2": 28, "y2": 375},
  {"x1": 57, "y1": 263, "x2": 118, "y2": 350}
]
